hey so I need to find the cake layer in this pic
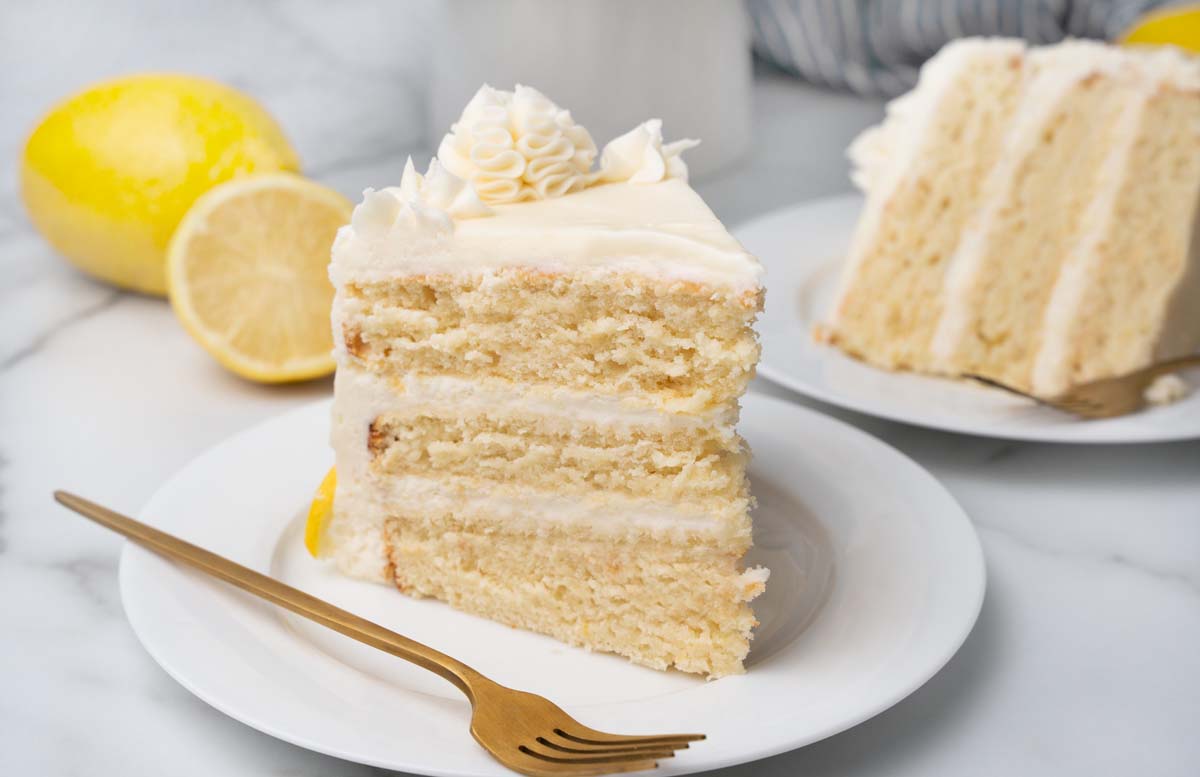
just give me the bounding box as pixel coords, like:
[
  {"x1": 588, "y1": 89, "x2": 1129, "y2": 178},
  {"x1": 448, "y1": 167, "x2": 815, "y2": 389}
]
[
  {"x1": 336, "y1": 269, "x2": 761, "y2": 412},
  {"x1": 1032, "y1": 84, "x2": 1200, "y2": 395},
  {"x1": 930, "y1": 53, "x2": 1135, "y2": 386},
  {"x1": 368, "y1": 410, "x2": 748, "y2": 508},
  {"x1": 825, "y1": 40, "x2": 1026, "y2": 371},
  {"x1": 383, "y1": 514, "x2": 766, "y2": 677}
]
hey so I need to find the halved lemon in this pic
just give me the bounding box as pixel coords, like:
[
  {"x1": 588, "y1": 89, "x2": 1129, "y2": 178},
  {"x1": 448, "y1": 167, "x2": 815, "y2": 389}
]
[
  {"x1": 305, "y1": 467, "x2": 337, "y2": 557},
  {"x1": 166, "y1": 174, "x2": 351, "y2": 382}
]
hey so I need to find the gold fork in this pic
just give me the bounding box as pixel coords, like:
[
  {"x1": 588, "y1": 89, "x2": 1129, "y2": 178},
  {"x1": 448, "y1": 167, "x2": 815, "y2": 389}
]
[
  {"x1": 54, "y1": 491, "x2": 703, "y2": 776},
  {"x1": 967, "y1": 353, "x2": 1200, "y2": 419}
]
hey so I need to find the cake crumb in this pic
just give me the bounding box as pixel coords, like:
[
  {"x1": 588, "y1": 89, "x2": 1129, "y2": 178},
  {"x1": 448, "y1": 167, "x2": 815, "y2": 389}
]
[{"x1": 1144, "y1": 374, "x2": 1189, "y2": 406}]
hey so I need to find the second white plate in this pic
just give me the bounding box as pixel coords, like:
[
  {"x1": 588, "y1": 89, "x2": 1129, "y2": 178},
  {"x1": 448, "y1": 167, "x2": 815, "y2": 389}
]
[
  {"x1": 735, "y1": 194, "x2": 1200, "y2": 443},
  {"x1": 120, "y1": 393, "x2": 984, "y2": 775}
]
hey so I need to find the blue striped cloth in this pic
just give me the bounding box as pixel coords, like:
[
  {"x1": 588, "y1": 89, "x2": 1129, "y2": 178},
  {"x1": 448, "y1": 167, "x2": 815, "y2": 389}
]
[{"x1": 746, "y1": 0, "x2": 1187, "y2": 95}]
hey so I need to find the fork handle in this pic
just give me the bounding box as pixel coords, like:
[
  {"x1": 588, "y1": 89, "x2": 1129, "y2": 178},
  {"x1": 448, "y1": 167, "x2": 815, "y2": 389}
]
[
  {"x1": 1148, "y1": 353, "x2": 1200, "y2": 378},
  {"x1": 54, "y1": 490, "x2": 486, "y2": 699}
]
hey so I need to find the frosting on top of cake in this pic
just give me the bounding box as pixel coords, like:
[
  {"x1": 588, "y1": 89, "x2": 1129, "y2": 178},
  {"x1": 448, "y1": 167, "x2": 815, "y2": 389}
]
[
  {"x1": 351, "y1": 158, "x2": 491, "y2": 241},
  {"x1": 849, "y1": 38, "x2": 1200, "y2": 194},
  {"x1": 335, "y1": 84, "x2": 760, "y2": 291},
  {"x1": 598, "y1": 119, "x2": 700, "y2": 184},
  {"x1": 848, "y1": 38, "x2": 1026, "y2": 193},
  {"x1": 437, "y1": 84, "x2": 598, "y2": 205},
  {"x1": 333, "y1": 177, "x2": 762, "y2": 291}
]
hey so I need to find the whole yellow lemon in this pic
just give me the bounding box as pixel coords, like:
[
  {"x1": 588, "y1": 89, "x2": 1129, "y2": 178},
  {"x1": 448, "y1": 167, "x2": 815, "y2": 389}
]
[{"x1": 20, "y1": 74, "x2": 300, "y2": 295}]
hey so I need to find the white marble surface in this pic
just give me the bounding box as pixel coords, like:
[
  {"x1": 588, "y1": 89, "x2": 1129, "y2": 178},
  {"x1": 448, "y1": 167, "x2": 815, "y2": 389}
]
[{"x1": 2, "y1": 3, "x2": 1198, "y2": 776}]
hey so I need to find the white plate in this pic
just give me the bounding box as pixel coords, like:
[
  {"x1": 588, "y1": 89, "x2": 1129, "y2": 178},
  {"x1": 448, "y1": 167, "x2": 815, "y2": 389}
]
[
  {"x1": 121, "y1": 394, "x2": 984, "y2": 775},
  {"x1": 736, "y1": 194, "x2": 1200, "y2": 443}
]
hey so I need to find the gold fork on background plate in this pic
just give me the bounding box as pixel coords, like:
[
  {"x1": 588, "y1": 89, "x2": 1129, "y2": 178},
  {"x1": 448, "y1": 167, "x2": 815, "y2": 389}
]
[
  {"x1": 967, "y1": 353, "x2": 1200, "y2": 419},
  {"x1": 55, "y1": 491, "x2": 703, "y2": 777}
]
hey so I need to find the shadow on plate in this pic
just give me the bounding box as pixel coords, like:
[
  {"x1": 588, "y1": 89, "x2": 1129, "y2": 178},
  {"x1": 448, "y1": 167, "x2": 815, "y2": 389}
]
[{"x1": 745, "y1": 472, "x2": 836, "y2": 667}]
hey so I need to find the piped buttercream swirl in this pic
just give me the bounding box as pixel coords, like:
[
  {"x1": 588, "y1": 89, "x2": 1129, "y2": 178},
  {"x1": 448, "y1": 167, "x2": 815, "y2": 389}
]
[
  {"x1": 437, "y1": 84, "x2": 599, "y2": 205},
  {"x1": 598, "y1": 119, "x2": 700, "y2": 184},
  {"x1": 350, "y1": 157, "x2": 491, "y2": 240}
]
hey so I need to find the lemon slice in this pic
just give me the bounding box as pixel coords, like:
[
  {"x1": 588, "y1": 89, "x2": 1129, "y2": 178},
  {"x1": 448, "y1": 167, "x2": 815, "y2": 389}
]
[
  {"x1": 167, "y1": 174, "x2": 350, "y2": 382},
  {"x1": 305, "y1": 467, "x2": 338, "y2": 557},
  {"x1": 1120, "y1": 4, "x2": 1200, "y2": 52}
]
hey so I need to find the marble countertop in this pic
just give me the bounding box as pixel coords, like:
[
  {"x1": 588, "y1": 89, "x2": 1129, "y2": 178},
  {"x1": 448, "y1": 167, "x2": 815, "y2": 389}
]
[{"x1": 3, "y1": 3, "x2": 1198, "y2": 776}]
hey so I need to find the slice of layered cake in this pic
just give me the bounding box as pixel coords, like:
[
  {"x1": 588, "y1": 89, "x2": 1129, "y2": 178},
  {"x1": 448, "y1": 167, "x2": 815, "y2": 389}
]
[
  {"x1": 822, "y1": 39, "x2": 1200, "y2": 398},
  {"x1": 319, "y1": 85, "x2": 766, "y2": 677}
]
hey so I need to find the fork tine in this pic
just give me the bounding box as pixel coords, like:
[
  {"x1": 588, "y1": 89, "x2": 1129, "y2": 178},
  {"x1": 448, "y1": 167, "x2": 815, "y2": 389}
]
[
  {"x1": 552, "y1": 724, "x2": 700, "y2": 748},
  {"x1": 969, "y1": 371, "x2": 1129, "y2": 418},
  {"x1": 554, "y1": 726, "x2": 706, "y2": 746},
  {"x1": 521, "y1": 745, "x2": 675, "y2": 763},
  {"x1": 536, "y1": 736, "x2": 689, "y2": 755}
]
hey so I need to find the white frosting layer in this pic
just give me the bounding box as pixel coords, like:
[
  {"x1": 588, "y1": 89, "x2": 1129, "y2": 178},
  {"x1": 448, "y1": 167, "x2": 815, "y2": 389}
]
[
  {"x1": 332, "y1": 367, "x2": 734, "y2": 448},
  {"x1": 437, "y1": 84, "x2": 598, "y2": 205},
  {"x1": 344, "y1": 475, "x2": 729, "y2": 532},
  {"x1": 332, "y1": 177, "x2": 763, "y2": 292}
]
